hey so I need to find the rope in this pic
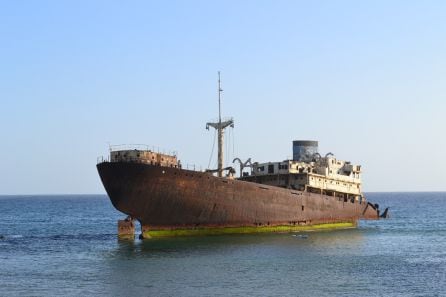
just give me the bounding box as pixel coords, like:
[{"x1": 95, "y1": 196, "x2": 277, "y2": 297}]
[
  {"x1": 226, "y1": 129, "x2": 229, "y2": 167},
  {"x1": 232, "y1": 127, "x2": 235, "y2": 162},
  {"x1": 207, "y1": 129, "x2": 217, "y2": 169}
]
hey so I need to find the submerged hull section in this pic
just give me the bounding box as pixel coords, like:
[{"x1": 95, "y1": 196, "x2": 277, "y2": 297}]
[{"x1": 97, "y1": 162, "x2": 379, "y2": 236}]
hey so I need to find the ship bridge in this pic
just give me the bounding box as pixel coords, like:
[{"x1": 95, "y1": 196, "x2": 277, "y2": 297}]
[{"x1": 239, "y1": 141, "x2": 363, "y2": 202}]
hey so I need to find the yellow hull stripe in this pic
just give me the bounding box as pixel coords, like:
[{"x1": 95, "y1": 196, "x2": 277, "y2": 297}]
[{"x1": 142, "y1": 222, "x2": 356, "y2": 238}]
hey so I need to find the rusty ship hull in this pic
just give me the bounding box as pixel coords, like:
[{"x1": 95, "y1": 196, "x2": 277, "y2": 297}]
[{"x1": 97, "y1": 161, "x2": 379, "y2": 237}]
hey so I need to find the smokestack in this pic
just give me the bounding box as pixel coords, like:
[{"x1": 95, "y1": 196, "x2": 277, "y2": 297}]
[{"x1": 292, "y1": 140, "x2": 318, "y2": 162}]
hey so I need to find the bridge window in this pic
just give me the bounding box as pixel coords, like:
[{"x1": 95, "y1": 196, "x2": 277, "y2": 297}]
[{"x1": 268, "y1": 165, "x2": 274, "y2": 174}]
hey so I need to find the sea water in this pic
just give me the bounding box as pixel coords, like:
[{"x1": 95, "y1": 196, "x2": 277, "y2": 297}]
[{"x1": 0, "y1": 193, "x2": 445, "y2": 297}]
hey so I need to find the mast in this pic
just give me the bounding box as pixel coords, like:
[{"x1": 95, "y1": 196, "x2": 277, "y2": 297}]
[
  {"x1": 206, "y1": 72, "x2": 234, "y2": 177},
  {"x1": 218, "y1": 71, "x2": 222, "y2": 124}
]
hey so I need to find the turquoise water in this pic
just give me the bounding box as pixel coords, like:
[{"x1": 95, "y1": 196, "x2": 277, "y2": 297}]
[{"x1": 0, "y1": 193, "x2": 445, "y2": 296}]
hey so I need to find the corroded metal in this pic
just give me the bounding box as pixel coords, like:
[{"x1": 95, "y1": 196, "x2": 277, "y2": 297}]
[
  {"x1": 117, "y1": 217, "x2": 135, "y2": 239},
  {"x1": 97, "y1": 161, "x2": 381, "y2": 236}
]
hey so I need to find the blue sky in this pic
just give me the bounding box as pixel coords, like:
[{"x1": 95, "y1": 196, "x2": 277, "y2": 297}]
[{"x1": 1, "y1": 1, "x2": 445, "y2": 194}]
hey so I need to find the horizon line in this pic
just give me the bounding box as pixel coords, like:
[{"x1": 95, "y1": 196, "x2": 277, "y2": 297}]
[{"x1": 1, "y1": 190, "x2": 446, "y2": 197}]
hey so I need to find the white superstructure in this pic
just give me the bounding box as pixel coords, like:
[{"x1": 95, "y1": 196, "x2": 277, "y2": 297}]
[
  {"x1": 240, "y1": 140, "x2": 363, "y2": 202},
  {"x1": 251, "y1": 155, "x2": 362, "y2": 196}
]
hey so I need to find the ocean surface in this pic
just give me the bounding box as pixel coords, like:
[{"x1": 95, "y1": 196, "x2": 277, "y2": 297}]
[{"x1": 0, "y1": 192, "x2": 445, "y2": 297}]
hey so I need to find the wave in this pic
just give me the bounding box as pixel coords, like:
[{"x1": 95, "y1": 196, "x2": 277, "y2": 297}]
[{"x1": 0, "y1": 234, "x2": 23, "y2": 239}]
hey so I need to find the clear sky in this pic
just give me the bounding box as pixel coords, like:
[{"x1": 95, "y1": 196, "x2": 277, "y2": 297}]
[{"x1": 1, "y1": 1, "x2": 445, "y2": 194}]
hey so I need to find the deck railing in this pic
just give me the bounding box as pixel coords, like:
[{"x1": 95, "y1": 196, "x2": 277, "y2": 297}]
[
  {"x1": 108, "y1": 144, "x2": 177, "y2": 157},
  {"x1": 96, "y1": 155, "x2": 203, "y2": 172}
]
